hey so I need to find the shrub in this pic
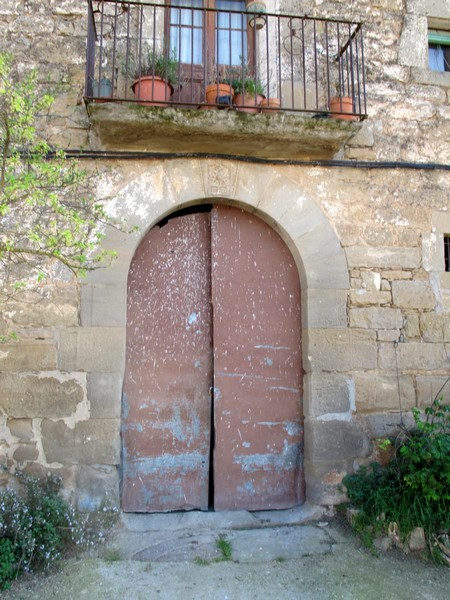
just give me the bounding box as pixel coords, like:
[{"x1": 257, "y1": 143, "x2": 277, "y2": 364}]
[
  {"x1": 343, "y1": 398, "x2": 450, "y2": 548},
  {"x1": 0, "y1": 471, "x2": 117, "y2": 589}
]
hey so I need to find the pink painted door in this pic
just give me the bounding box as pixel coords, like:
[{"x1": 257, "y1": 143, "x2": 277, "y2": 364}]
[
  {"x1": 122, "y1": 211, "x2": 213, "y2": 512},
  {"x1": 122, "y1": 206, "x2": 303, "y2": 512},
  {"x1": 211, "y1": 206, "x2": 304, "y2": 510}
]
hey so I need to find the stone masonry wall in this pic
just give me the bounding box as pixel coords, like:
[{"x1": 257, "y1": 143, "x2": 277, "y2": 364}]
[{"x1": 0, "y1": 0, "x2": 449, "y2": 508}]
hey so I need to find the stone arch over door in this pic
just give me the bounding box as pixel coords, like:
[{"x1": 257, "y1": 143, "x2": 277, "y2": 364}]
[{"x1": 80, "y1": 159, "x2": 349, "y2": 506}]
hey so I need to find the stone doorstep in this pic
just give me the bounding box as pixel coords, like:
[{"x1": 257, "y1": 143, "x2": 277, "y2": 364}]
[{"x1": 102, "y1": 504, "x2": 335, "y2": 563}]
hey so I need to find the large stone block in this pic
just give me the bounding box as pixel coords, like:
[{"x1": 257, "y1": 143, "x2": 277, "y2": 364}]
[
  {"x1": 87, "y1": 373, "x2": 123, "y2": 419},
  {"x1": 0, "y1": 373, "x2": 85, "y2": 418},
  {"x1": 378, "y1": 341, "x2": 448, "y2": 371},
  {"x1": 360, "y1": 412, "x2": 416, "y2": 438},
  {"x1": 354, "y1": 372, "x2": 415, "y2": 411},
  {"x1": 304, "y1": 459, "x2": 350, "y2": 506},
  {"x1": 416, "y1": 375, "x2": 450, "y2": 406},
  {"x1": 80, "y1": 283, "x2": 126, "y2": 327},
  {"x1": 346, "y1": 246, "x2": 421, "y2": 270},
  {"x1": 392, "y1": 280, "x2": 436, "y2": 309},
  {"x1": 303, "y1": 288, "x2": 348, "y2": 328},
  {"x1": 58, "y1": 327, "x2": 126, "y2": 373},
  {"x1": 350, "y1": 307, "x2": 403, "y2": 330},
  {"x1": 41, "y1": 419, "x2": 120, "y2": 465},
  {"x1": 305, "y1": 372, "x2": 353, "y2": 419},
  {"x1": 304, "y1": 419, "x2": 372, "y2": 462},
  {"x1": 306, "y1": 328, "x2": 377, "y2": 371},
  {"x1": 349, "y1": 290, "x2": 392, "y2": 307},
  {"x1": 420, "y1": 313, "x2": 450, "y2": 342},
  {"x1": 0, "y1": 340, "x2": 56, "y2": 371}
]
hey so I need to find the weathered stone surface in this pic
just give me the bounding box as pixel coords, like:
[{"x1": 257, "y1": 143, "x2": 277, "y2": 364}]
[
  {"x1": 346, "y1": 247, "x2": 421, "y2": 270},
  {"x1": 354, "y1": 372, "x2": 415, "y2": 411},
  {"x1": 80, "y1": 283, "x2": 127, "y2": 328},
  {"x1": 3, "y1": 300, "x2": 78, "y2": 327},
  {"x1": 420, "y1": 313, "x2": 450, "y2": 342},
  {"x1": 349, "y1": 307, "x2": 402, "y2": 330},
  {"x1": 403, "y1": 313, "x2": 420, "y2": 340},
  {"x1": 378, "y1": 341, "x2": 448, "y2": 371},
  {"x1": 88, "y1": 102, "x2": 362, "y2": 161},
  {"x1": 407, "y1": 527, "x2": 426, "y2": 552},
  {"x1": 422, "y1": 232, "x2": 445, "y2": 272},
  {"x1": 306, "y1": 328, "x2": 377, "y2": 371},
  {"x1": 349, "y1": 290, "x2": 392, "y2": 306},
  {"x1": 58, "y1": 327, "x2": 126, "y2": 373},
  {"x1": 0, "y1": 373, "x2": 85, "y2": 418},
  {"x1": 305, "y1": 373, "x2": 353, "y2": 419},
  {"x1": 7, "y1": 419, "x2": 33, "y2": 440},
  {"x1": 304, "y1": 288, "x2": 348, "y2": 328},
  {"x1": 75, "y1": 464, "x2": 119, "y2": 511},
  {"x1": 361, "y1": 412, "x2": 416, "y2": 438},
  {"x1": 13, "y1": 443, "x2": 39, "y2": 463},
  {"x1": 304, "y1": 420, "x2": 372, "y2": 462},
  {"x1": 41, "y1": 419, "x2": 120, "y2": 465},
  {"x1": 87, "y1": 373, "x2": 123, "y2": 419},
  {"x1": 416, "y1": 376, "x2": 450, "y2": 407},
  {"x1": 392, "y1": 280, "x2": 436, "y2": 309},
  {"x1": 0, "y1": 340, "x2": 56, "y2": 371}
]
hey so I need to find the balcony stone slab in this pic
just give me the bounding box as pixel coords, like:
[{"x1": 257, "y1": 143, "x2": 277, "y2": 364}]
[{"x1": 87, "y1": 102, "x2": 363, "y2": 160}]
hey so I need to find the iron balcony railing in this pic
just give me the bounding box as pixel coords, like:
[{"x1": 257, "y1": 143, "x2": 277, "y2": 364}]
[{"x1": 85, "y1": 0, "x2": 367, "y2": 119}]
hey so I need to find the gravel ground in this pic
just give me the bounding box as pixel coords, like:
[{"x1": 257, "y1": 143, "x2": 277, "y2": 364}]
[{"x1": 2, "y1": 521, "x2": 449, "y2": 600}]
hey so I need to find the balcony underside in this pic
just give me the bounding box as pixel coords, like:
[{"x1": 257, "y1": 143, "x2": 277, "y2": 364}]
[{"x1": 87, "y1": 102, "x2": 362, "y2": 160}]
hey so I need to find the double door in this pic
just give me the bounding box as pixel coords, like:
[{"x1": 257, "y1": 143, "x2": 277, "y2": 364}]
[{"x1": 122, "y1": 206, "x2": 303, "y2": 512}]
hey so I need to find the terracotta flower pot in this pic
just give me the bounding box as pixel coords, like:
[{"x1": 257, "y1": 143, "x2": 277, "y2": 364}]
[
  {"x1": 233, "y1": 92, "x2": 264, "y2": 113},
  {"x1": 329, "y1": 96, "x2": 357, "y2": 120},
  {"x1": 260, "y1": 97, "x2": 280, "y2": 113},
  {"x1": 205, "y1": 83, "x2": 234, "y2": 107},
  {"x1": 132, "y1": 76, "x2": 173, "y2": 106}
]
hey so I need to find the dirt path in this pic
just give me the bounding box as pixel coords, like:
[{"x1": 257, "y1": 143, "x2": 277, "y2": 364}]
[{"x1": 2, "y1": 519, "x2": 449, "y2": 600}]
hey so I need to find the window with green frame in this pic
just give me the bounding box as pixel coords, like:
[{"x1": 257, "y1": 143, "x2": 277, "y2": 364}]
[{"x1": 428, "y1": 29, "x2": 450, "y2": 72}]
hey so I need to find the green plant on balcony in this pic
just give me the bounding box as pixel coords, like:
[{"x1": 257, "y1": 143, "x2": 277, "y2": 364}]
[{"x1": 131, "y1": 47, "x2": 179, "y2": 106}]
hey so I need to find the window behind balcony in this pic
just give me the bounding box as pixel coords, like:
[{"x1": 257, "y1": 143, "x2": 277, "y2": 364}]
[{"x1": 169, "y1": 0, "x2": 248, "y2": 70}]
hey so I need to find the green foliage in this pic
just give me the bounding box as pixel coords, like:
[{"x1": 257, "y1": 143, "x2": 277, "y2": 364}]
[
  {"x1": 0, "y1": 470, "x2": 118, "y2": 590},
  {"x1": 215, "y1": 535, "x2": 232, "y2": 561},
  {"x1": 343, "y1": 398, "x2": 450, "y2": 546},
  {"x1": 0, "y1": 52, "x2": 119, "y2": 295},
  {"x1": 132, "y1": 48, "x2": 179, "y2": 85}
]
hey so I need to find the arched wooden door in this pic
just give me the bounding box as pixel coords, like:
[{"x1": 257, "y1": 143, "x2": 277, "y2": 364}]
[{"x1": 122, "y1": 206, "x2": 304, "y2": 512}]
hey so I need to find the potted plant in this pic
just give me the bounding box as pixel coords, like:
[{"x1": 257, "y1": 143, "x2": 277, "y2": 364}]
[
  {"x1": 204, "y1": 80, "x2": 234, "y2": 108},
  {"x1": 329, "y1": 86, "x2": 357, "y2": 120},
  {"x1": 232, "y1": 77, "x2": 264, "y2": 113},
  {"x1": 131, "y1": 48, "x2": 179, "y2": 106}
]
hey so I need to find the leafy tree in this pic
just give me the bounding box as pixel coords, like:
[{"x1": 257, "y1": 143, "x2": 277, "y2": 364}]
[{"x1": 0, "y1": 52, "x2": 117, "y2": 297}]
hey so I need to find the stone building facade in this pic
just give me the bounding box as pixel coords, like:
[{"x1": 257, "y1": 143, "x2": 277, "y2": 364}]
[{"x1": 0, "y1": 0, "x2": 449, "y2": 511}]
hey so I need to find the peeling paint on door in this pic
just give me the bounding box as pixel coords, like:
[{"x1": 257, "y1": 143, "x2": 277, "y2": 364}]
[{"x1": 122, "y1": 206, "x2": 303, "y2": 512}]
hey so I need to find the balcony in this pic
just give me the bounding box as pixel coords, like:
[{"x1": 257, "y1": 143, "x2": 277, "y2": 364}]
[{"x1": 85, "y1": 1, "x2": 367, "y2": 159}]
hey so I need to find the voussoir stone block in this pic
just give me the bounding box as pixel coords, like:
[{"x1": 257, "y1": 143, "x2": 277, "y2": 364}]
[
  {"x1": 0, "y1": 373, "x2": 84, "y2": 418},
  {"x1": 41, "y1": 419, "x2": 120, "y2": 465},
  {"x1": 392, "y1": 280, "x2": 436, "y2": 309}
]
